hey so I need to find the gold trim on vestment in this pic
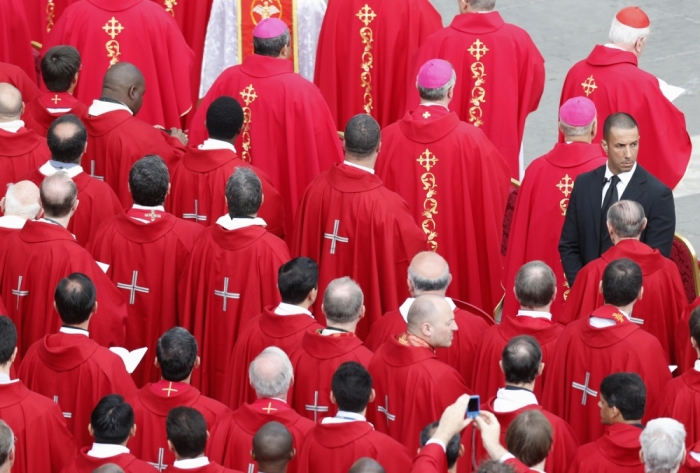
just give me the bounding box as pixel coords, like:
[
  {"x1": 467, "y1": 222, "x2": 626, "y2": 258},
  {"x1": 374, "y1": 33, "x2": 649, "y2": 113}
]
[
  {"x1": 417, "y1": 149, "x2": 439, "y2": 251},
  {"x1": 467, "y1": 39, "x2": 488, "y2": 127},
  {"x1": 239, "y1": 84, "x2": 258, "y2": 162},
  {"x1": 674, "y1": 232, "x2": 700, "y2": 299},
  {"x1": 356, "y1": 4, "x2": 376, "y2": 115}
]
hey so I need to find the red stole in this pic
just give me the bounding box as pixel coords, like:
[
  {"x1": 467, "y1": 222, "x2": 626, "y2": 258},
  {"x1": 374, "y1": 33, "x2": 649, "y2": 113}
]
[
  {"x1": 125, "y1": 207, "x2": 166, "y2": 223},
  {"x1": 590, "y1": 305, "x2": 630, "y2": 325}
]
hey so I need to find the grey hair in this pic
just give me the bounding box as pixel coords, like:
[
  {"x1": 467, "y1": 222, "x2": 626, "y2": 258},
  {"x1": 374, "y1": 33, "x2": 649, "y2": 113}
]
[
  {"x1": 4, "y1": 183, "x2": 40, "y2": 219},
  {"x1": 40, "y1": 171, "x2": 78, "y2": 218},
  {"x1": 323, "y1": 277, "x2": 364, "y2": 324},
  {"x1": 466, "y1": 0, "x2": 496, "y2": 11},
  {"x1": 226, "y1": 166, "x2": 262, "y2": 218},
  {"x1": 408, "y1": 264, "x2": 450, "y2": 294},
  {"x1": 514, "y1": 261, "x2": 556, "y2": 308},
  {"x1": 417, "y1": 71, "x2": 456, "y2": 102},
  {"x1": 248, "y1": 347, "x2": 293, "y2": 399},
  {"x1": 0, "y1": 420, "x2": 13, "y2": 466},
  {"x1": 609, "y1": 17, "x2": 650, "y2": 45},
  {"x1": 560, "y1": 120, "x2": 595, "y2": 138},
  {"x1": 607, "y1": 200, "x2": 645, "y2": 238},
  {"x1": 640, "y1": 418, "x2": 686, "y2": 473}
]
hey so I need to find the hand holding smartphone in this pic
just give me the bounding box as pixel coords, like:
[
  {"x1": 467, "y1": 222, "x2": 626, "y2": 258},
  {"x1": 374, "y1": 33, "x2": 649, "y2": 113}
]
[{"x1": 466, "y1": 395, "x2": 480, "y2": 419}]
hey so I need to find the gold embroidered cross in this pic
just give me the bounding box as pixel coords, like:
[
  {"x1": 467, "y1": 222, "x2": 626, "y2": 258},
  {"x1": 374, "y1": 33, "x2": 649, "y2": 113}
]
[
  {"x1": 164, "y1": 0, "x2": 177, "y2": 15},
  {"x1": 581, "y1": 76, "x2": 597, "y2": 97},
  {"x1": 263, "y1": 402, "x2": 277, "y2": 414},
  {"x1": 51, "y1": 95, "x2": 61, "y2": 104},
  {"x1": 145, "y1": 210, "x2": 161, "y2": 222},
  {"x1": 356, "y1": 5, "x2": 376, "y2": 26},
  {"x1": 162, "y1": 382, "x2": 178, "y2": 397},
  {"x1": 417, "y1": 150, "x2": 438, "y2": 172},
  {"x1": 556, "y1": 174, "x2": 574, "y2": 197},
  {"x1": 240, "y1": 85, "x2": 258, "y2": 106},
  {"x1": 102, "y1": 17, "x2": 124, "y2": 39},
  {"x1": 468, "y1": 39, "x2": 489, "y2": 61},
  {"x1": 422, "y1": 111, "x2": 431, "y2": 119}
]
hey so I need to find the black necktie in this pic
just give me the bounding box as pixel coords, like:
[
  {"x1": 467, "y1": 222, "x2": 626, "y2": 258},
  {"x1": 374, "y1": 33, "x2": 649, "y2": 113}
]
[{"x1": 600, "y1": 175, "x2": 621, "y2": 251}]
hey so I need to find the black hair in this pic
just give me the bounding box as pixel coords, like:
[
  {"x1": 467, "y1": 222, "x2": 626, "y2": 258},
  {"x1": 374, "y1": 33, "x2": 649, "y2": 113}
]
[
  {"x1": 47, "y1": 114, "x2": 87, "y2": 164},
  {"x1": 420, "y1": 421, "x2": 460, "y2": 469},
  {"x1": 128, "y1": 155, "x2": 170, "y2": 207},
  {"x1": 90, "y1": 394, "x2": 134, "y2": 445},
  {"x1": 501, "y1": 335, "x2": 542, "y2": 384},
  {"x1": 600, "y1": 372, "x2": 646, "y2": 421},
  {"x1": 344, "y1": 114, "x2": 380, "y2": 158},
  {"x1": 603, "y1": 112, "x2": 638, "y2": 141},
  {"x1": 41, "y1": 45, "x2": 81, "y2": 92},
  {"x1": 0, "y1": 316, "x2": 17, "y2": 365},
  {"x1": 206, "y1": 96, "x2": 244, "y2": 141},
  {"x1": 166, "y1": 407, "x2": 207, "y2": 458},
  {"x1": 156, "y1": 327, "x2": 198, "y2": 382},
  {"x1": 54, "y1": 273, "x2": 96, "y2": 325},
  {"x1": 601, "y1": 258, "x2": 642, "y2": 306},
  {"x1": 277, "y1": 257, "x2": 318, "y2": 304},
  {"x1": 331, "y1": 362, "x2": 372, "y2": 413}
]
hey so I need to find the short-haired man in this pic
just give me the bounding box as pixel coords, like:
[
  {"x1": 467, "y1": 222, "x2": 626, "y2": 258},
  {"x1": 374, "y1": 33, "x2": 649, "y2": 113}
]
[
  {"x1": 297, "y1": 362, "x2": 412, "y2": 473},
  {"x1": 568, "y1": 372, "x2": 645, "y2": 472},
  {"x1": 290, "y1": 277, "x2": 374, "y2": 423},
  {"x1": 0, "y1": 181, "x2": 40, "y2": 244},
  {"x1": 640, "y1": 418, "x2": 686, "y2": 473},
  {"x1": 209, "y1": 348, "x2": 314, "y2": 473},
  {"x1": 292, "y1": 114, "x2": 426, "y2": 339},
  {"x1": 251, "y1": 422, "x2": 295, "y2": 473},
  {"x1": 503, "y1": 410, "x2": 553, "y2": 471},
  {"x1": 18, "y1": 273, "x2": 136, "y2": 448},
  {"x1": 419, "y1": 421, "x2": 462, "y2": 473},
  {"x1": 0, "y1": 316, "x2": 76, "y2": 473},
  {"x1": 226, "y1": 257, "x2": 323, "y2": 407},
  {"x1": 125, "y1": 328, "x2": 231, "y2": 469},
  {"x1": 561, "y1": 200, "x2": 685, "y2": 362},
  {"x1": 542, "y1": 258, "x2": 671, "y2": 444},
  {"x1": 179, "y1": 166, "x2": 290, "y2": 401}
]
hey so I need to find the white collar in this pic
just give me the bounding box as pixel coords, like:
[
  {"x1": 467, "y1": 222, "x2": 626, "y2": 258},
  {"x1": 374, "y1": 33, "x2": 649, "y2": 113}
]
[
  {"x1": 87, "y1": 443, "x2": 130, "y2": 458},
  {"x1": 694, "y1": 359, "x2": 700, "y2": 373},
  {"x1": 0, "y1": 120, "x2": 25, "y2": 133},
  {"x1": 199, "y1": 138, "x2": 236, "y2": 153},
  {"x1": 399, "y1": 297, "x2": 457, "y2": 322},
  {"x1": 343, "y1": 160, "x2": 375, "y2": 174},
  {"x1": 604, "y1": 162, "x2": 637, "y2": 185},
  {"x1": 589, "y1": 308, "x2": 631, "y2": 328},
  {"x1": 692, "y1": 451, "x2": 700, "y2": 462},
  {"x1": 419, "y1": 102, "x2": 449, "y2": 110},
  {"x1": 40, "y1": 160, "x2": 84, "y2": 178},
  {"x1": 0, "y1": 373, "x2": 19, "y2": 385},
  {"x1": 215, "y1": 214, "x2": 267, "y2": 231},
  {"x1": 274, "y1": 302, "x2": 313, "y2": 317},
  {"x1": 517, "y1": 310, "x2": 552, "y2": 321},
  {"x1": 322, "y1": 411, "x2": 367, "y2": 424},
  {"x1": 173, "y1": 457, "x2": 210, "y2": 468},
  {"x1": 60, "y1": 326, "x2": 89, "y2": 337},
  {"x1": 88, "y1": 99, "x2": 133, "y2": 117},
  {"x1": 0, "y1": 215, "x2": 28, "y2": 229},
  {"x1": 47, "y1": 107, "x2": 72, "y2": 114},
  {"x1": 321, "y1": 328, "x2": 348, "y2": 336},
  {"x1": 604, "y1": 43, "x2": 628, "y2": 51},
  {"x1": 132, "y1": 204, "x2": 165, "y2": 211},
  {"x1": 492, "y1": 387, "x2": 539, "y2": 413}
]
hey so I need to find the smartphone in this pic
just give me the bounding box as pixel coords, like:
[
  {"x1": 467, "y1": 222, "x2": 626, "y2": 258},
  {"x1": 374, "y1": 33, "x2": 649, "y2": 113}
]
[{"x1": 466, "y1": 395, "x2": 480, "y2": 419}]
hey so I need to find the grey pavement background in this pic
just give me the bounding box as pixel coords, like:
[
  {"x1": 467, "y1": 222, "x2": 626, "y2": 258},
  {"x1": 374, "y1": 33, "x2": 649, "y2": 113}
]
[{"x1": 428, "y1": 0, "x2": 700, "y2": 250}]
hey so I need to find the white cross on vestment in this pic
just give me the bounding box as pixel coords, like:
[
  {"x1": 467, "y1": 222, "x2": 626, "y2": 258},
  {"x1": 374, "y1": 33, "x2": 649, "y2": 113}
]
[
  {"x1": 323, "y1": 219, "x2": 349, "y2": 255},
  {"x1": 52, "y1": 396, "x2": 72, "y2": 419},
  {"x1": 377, "y1": 395, "x2": 396, "y2": 427},
  {"x1": 572, "y1": 372, "x2": 598, "y2": 405},
  {"x1": 305, "y1": 390, "x2": 329, "y2": 422},
  {"x1": 90, "y1": 161, "x2": 104, "y2": 181},
  {"x1": 148, "y1": 448, "x2": 168, "y2": 471},
  {"x1": 183, "y1": 199, "x2": 207, "y2": 222},
  {"x1": 116, "y1": 271, "x2": 149, "y2": 304},
  {"x1": 12, "y1": 275, "x2": 28, "y2": 310},
  {"x1": 214, "y1": 277, "x2": 240, "y2": 311}
]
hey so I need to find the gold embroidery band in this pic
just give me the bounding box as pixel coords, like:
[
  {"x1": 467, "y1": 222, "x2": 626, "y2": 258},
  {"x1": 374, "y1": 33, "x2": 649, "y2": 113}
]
[
  {"x1": 556, "y1": 173, "x2": 574, "y2": 216},
  {"x1": 239, "y1": 84, "x2": 258, "y2": 162},
  {"x1": 467, "y1": 39, "x2": 488, "y2": 127},
  {"x1": 164, "y1": 0, "x2": 177, "y2": 16},
  {"x1": 417, "y1": 149, "x2": 439, "y2": 251},
  {"x1": 46, "y1": 0, "x2": 55, "y2": 33},
  {"x1": 103, "y1": 17, "x2": 124, "y2": 67},
  {"x1": 356, "y1": 5, "x2": 376, "y2": 115}
]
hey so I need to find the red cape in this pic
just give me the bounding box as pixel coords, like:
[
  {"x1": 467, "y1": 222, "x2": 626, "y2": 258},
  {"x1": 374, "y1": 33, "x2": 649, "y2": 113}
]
[
  {"x1": 502, "y1": 143, "x2": 607, "y2": 320},
  {"x1": 651, "y1": 368, "x2": 700, "y2": 447},
  {"x1": 178, "y1": 224, "x2": 289, "y2": 401},
  {"x1": 0, "y1": 62, "x2": 40, "y2": 102},
  {"x1": 409, "y1": 12, "x2": 545, "y2": 178},
  {"x1": 21, "y1": 91, "x2": 88, "y2": 137},
  {"x1": 567, "y1": 423, "x2": 644, "y2": 473},
  {"x1": 208, "y1": 398, "x2": 315, "y2": 473},
  {"x1": 89, "y1": 211, "x2": 203, "y2": 385},
  {"x1": 470, "y1": 314, "x2": 563, "y2": 400},
  {"x1": 23, "y1": 0, "x2": 81, "y2": 50},
  {"x1": 676, "y1": 298, "x2": 700, "y2": 374},
  {"x1": 43, "y1": 0, "x2": 194, "y2": 128},
  {"x1": 313, "y1": 0, "x2": 441, "y2": 128},
  {"x1": 297, "y1": 421, "x2": 413, "y2": 473},
  {"x1": 167, "y1": 146, "x2": 285, "y2": 238},
  {"x1": 289, "y1": 330, "x2": 374, "y2": 423},
  {"x1": 560, "y1": 239, "x2": 686, "y2": 362},
  {"x1": 18, "y1": 331, "x2": 137, "y2": 447},
  {"x1": 377, "y1": 106, "x2": 510, "y2": 312},
  {"x1": 0, "y1": 0, "x2": 35, "y2": 79},
  {"x1": 0, "y1": 220, "x2": 128, "y2": 362},
  {"x1": 224, "y1": 307, "x2": 323, "y2": 408},
  {"x1": 62, "y1": 447, "x2": 155, "y2": 473},
  {"x1": 0, "y1": 128, "x2": 50, "y2": 192},
  {"x1": 291, "y1": 164, "x2": 426, "y2": 340},
  {"x1": 0, "y1": 381, "x2": 76, "y2": 473}
]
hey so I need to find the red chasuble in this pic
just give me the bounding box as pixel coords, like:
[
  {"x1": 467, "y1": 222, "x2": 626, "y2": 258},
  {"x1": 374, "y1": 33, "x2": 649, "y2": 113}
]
[
  {"x1": 0, "y1": 62, "x2": 40, "y2": 102},
  {"x1": 125, "y1": 380, "x2": 232, "y2": 468},
  {"x1": 22, "y1": 164, "x2": 123, "y2": 248},
  {"x1": 89, "y1": 211, "x2": 203, "y2": 386},
  {"x1": 18, "y1": 331, "x2": 137, "y2": 447},
  {"x1": 377, "y1": 105, "x2": 510, "y2": 312},
  {"x1": 63, "y1": 447, "x2": 155, "y2": 473},
  {"x1": 289, "y1": 330, "x2": 374, "y2": 423},
  {"x1": 208, "y1": 398, "x2": 315, "y2": 473},
  {"x1": 178, "y1": 224, "x2": 289, "y2": 401},
  {"x1": 225, "y1": 307, "x2": 323, "y2": 408},
  {"x1": 560, "y1": 45, "x2": 691, "y2": 189},
  {"x1": 651, "y1": 368, "x2": 700, "y2": 447},
  {"x1": 502, "y1": 143, "x2": 607, "y2": 320},
  {"x1": 567, "y1": 423, "x2": 644, "y2": 473},
  {"x1": 23, "y1": 0, "x2": 81, "y2": 51},
  {"x1": 167, "y1": 146, "x2": 286, "y2": 238},
  {"x1": 367, "y1": 336, "x2": 471, "y2": 452},
  {"x1": 298, "y1": 421, "x2": 413, "y2": 473},
  {"x1": 188, "y1": 54, "x2": 343, "y2": 232},
  {"x1": 313, "y1": 0, "x2": 441, "y2": 129},
  {"x1": 408, "y1": 12, "x2": 545, "y2": 179},
  {"x1": 22, "y1": 91, "x2": 88, "y2": 137},
  {"x1": 0, "y1": 128, "x2": 50, "y2": 192},
  {"x1": 43, "y1": 0, "x2": 194, "y2": 128},
  {"x1": 0, "y1": 0, "x2": 35, "y2": 80},
  {"x1": 80, "y1": 109, "x2": 186, "y2": 209},
  {"x1": 291, "y1": 164, "x2": 426, "y2": 339},
  {"x1": 411, "y1": 443, "x2": 447, "y2": 473},
  {"x1": 676, "y1": 298, "x2": 700, "y2": 374},
  {"x1": 470, "y1": 314, "x2": 563, "y2": 401},
  {"x1": 559, "y1": 239, "x2": 686, "y2": 362},
  {"x1": 0, "y1": 381, "x2": 76, "y2": 473},
  {"x1": 0, "y1": 221, "x2": 128, "y2": 362},
  {"x1": 541, "y1": 307, "x2": 672, "y2": 444}
]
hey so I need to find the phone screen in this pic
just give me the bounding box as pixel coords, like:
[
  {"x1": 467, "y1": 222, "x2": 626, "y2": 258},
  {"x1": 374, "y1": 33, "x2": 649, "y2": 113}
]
[{"x1": 466, "y1": 395, "x2": 480, "y2": 418}]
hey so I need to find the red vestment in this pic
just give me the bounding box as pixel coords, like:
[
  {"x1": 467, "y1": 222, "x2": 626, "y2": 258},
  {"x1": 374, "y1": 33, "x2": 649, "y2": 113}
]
[
  {"x1": 676, "y1": 298, "x2": 700, "y2": 374},
  {"x1": 567, "y1": 423, "x2": 644, "y2": 473},
  {"x1": 188, "y1": 54, "x2": 343, "y2": 232},
  {"x1": 169, "y1": 463, "x2": 242, "y2": 473},
  {"x1": 0, "y1": 0, "x2": 35, "y2": 79},
  {"x1": 651, "y1": 368, "x2": 700, "y2": 447},
  {"x1": 313, "y1": 0, "x2": 441, "y2": 128},
  {"x1": 560, "y1": 45, "x2": 691, "y2": 189},
  {"x1": 502, "y1": 143, "x2": 608, "y2": 320},
  {"x1": 178, "y1": 224, "x2": 289, "y2": 401},
  {"x1": 560, "y1": 239, "x2": 686, "y2": 362},
  {"x1": 0, "y1": 221, "x2": 128, "y2": 362},
  {"x1": 208, "y1": 398, "x2": 315, "y2": 473},
  {"x1": 225, "y1": 307, "x2": 323, "y2": 408},
  {"x1": 0, "y1": 380, "x2": 76, "y2": 473},
  {"x1": 289, "y1": 330, "x2": 374, "y2": 422},
  {"x1": 0, "y1": 62, "x2": 40, "y2": 102},
  {"x1": 377, "y1": 105, "x2": 510, "y2": 311},
  {"x1": 167, "y1": 145, "x2": 286, "y2": 238},
  {"x1": 470, "y1": 314, "x2": 563, "y2": 400},
  {"x1": 411, "y1": 443, "x2": 446, "y2": 473},
  {"x1": 43, "y1": 0, "x2": 194, "y2": 128},
  {"x1": 291, "y1": 164, "x2": 426, "y2": 339},
  {"x1": 125, "y1": 380, "x2": 232, "y2": 468},
  {"x1": 23, "y1": 0, "x2": 81, "y2": 51},
  {"x1": 22, "y1": 91, "x2": 88, "y2": 137},
  {"x1": 297, "y1": 421, "x2": 413, "y2": 473},
  {"x1": 541, "y1": 311, "x2": 671, "y2": 444},
  {"x1": 408, "y1": 12, "x2": 545, "y2": 178},
  {"x1": 367, "y1": 336, "x2": 471, "y2": 452},
  {"x1": 18, "y1": 331, "x2": 137, "y2": 447},
  {"x1": 62, "y1": 447, "x2": 155, "y2": 473},
  {"x1": 0, "y1": 127, "x2": 50, "y2": 192}
]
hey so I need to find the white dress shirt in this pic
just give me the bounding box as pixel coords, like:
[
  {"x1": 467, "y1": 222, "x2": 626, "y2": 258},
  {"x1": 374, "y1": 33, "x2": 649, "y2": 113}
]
[
  {"x1": 343, "y1": 160, "x2": 374, "y2": 174},
  {"x1": 173, "y1": 457, "x2": 210, "y2": 469},
  {"x1": 492, "y1": 387, "x2": 539, "y2": 413},
  {"x1": 274, "y1": 302, "x2": 313, "y2": 318},
  {"x1": 321, "y1": 411, "x2": 367, "y2": 424},
  {"x1": 0, "y1": 373, "x2": 19, "y2": 384},
  {"x1": 88, "y1": 100, "x2": 132, "y2": 116},
  {"x1": 517, "y1": 309, "x2": 552, "y2": 321},
  {"x1": 0, "y1": 215, "x2": 28, "y2": 230},
  {"x1": 0, "y1": 120, "x2": 25, "y2": 133},
  {"x1": 39, "y1": 160, "x2": 83, "y2": 179},
  {"x1": 60, "y1": 326, "x2": 89, "y2": 337},
  {"x1": 199, "y1": 138, "x2": 236, "y2": 153},
  {"x1": 87, "y1": 443, "x2": 130, "y2": 458},
  {"x1": 215, "y1": 215, "x2": 267, "y2": 231},
  {"x1": 589, "y1": 308, "x2": 631, "y2": 328},
  {"x1": 601, "y1": 162, "x2": 637, "y2": 206}
]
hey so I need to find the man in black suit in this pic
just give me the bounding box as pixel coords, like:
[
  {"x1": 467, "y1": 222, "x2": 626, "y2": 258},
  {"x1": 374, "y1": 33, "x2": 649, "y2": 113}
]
[{"x1": 559, "y1": 112, "x2": 675, "y2": 285}]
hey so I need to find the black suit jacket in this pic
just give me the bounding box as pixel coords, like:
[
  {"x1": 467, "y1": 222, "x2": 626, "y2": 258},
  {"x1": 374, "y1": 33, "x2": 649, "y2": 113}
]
[{"x1": 559, "y1": 163, "x2": 675, "y2": 285}]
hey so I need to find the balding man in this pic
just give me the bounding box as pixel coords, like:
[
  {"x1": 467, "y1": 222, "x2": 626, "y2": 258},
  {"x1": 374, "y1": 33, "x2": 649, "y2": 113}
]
[
  {"x1": 561, "y1": 200, "x2": 685, "y2": 362},
  {"x1": 349, "y1": 458, "x2": 386, "y2": 473},
  {"x1": 368, "y1": 294, "x2": 470, "y2": 453},
  {"x1": 0, "y1": 172, "x2": 127, "y2": 363},
  {"x1": 209, "y1": 348, "x2": 314, "y2": 473},
  {"x1": 0, "y1": 83, "x2": 51, "y2": 191},
  {"x1": 91, "y1": 465, "x2": 125, "y2": 473},
  {"x1": 366, "y1": 251, "x2": 492, "y2": 385},
  {"x1": 0, "y1": 420, "x2": 14, "y2": 473},
  {"x1": 251, "y1": 422, "x2": 295, "y2": 473},
  {"x1": 79, "y1": 63, "x2": 187, "y2": 208},
  {"x1": 0, "y1": 181, "x2": 40, "y2": 242}
]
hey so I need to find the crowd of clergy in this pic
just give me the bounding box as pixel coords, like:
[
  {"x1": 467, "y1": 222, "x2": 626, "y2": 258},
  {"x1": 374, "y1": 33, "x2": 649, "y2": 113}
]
[{"x1": 0, "y1": 0, "x2": 697, "y2": 472}]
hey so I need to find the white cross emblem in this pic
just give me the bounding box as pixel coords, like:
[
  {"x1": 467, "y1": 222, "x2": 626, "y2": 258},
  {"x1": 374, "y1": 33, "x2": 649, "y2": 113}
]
[
  {"x1": 572, "y1": 372, "x2": 598, "y2": 405},
  {"x1": 90, "y1": 161, "x2": 104, "y2": 181},
  {"x1": 12, "y1": 276, "x2": 28, "y2": 310},
  {"x1": 305, "y1": 391, "x2": 329, "y2": 422},
  {"x1": 53, "y1": 396, "x2": 72, "y2": 419},
  {"x1": 116, "y1": 271, "x2": 149, "y2": 304},
  {"x1": 214, "y1": 277, "x2": 240, "y2": 311},
  {"x1": 377, "y1": 395, "x2": 396, "y2": 426},
  {"x1": 183, "y1": 199, "x2": 207, "y2": 222},
  {"x1": 148, "y1": 448, "x2": 168, "y2": 471},
  {"x1": 323, "y1": 219, "x2": 349, "y2": 255}
]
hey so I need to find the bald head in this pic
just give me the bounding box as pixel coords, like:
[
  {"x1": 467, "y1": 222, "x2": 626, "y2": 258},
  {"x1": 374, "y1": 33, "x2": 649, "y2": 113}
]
[
  {"x1": 2, "y1": 181, "x2": 40, "y2": 219},
  {"x1": 40, "y1": 172, "x2": 77, "y2": 220},
  {"x1": 91, "y1": 464, "x2": 125, "y2": 473},
  {"x1": 252, "y1": 422, "x2": 293, "y2": 468},
  {"x1": 0, "y1": 83, "x2": 22, "y2": 121},
  {"x1": 349, "y1": 458, "x2": 387, "y2": 473},
  {"x1": 408, "y1": 251, "x2": 451, "y2": 295},
  {"x1": 101, "y1": 63, "x2": 145, "y2": 114},
  {"x1": 407, "y1": 294, "x2": 456, "y2": 348},
  {"x1": 607, "y1": 200, "x2": 646, "y2": 239},
  {"x1": 249, "y1": 347, "x2": 293, "y2": 399}
]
